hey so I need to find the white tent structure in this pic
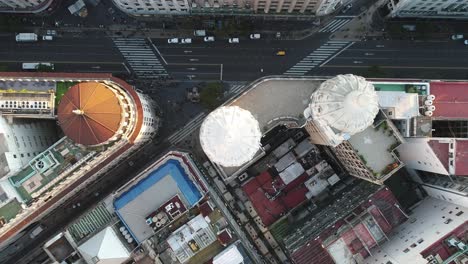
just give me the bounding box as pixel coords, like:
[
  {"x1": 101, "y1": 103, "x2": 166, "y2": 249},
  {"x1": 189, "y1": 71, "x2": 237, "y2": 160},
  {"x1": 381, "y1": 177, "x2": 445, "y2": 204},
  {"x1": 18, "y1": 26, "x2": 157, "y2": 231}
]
[
  {"x1": 77, "y1": 227, "x2": 130, "y2": 264},
  {"x1": 199, "y1": 106, "x2": 261, "y2": 167},
  {"x1": 213, "y1": 244, "x2": 245, "y2": 264},
  {"x1": 308, "y1": 74, "x2": 379, "y2": 135}
]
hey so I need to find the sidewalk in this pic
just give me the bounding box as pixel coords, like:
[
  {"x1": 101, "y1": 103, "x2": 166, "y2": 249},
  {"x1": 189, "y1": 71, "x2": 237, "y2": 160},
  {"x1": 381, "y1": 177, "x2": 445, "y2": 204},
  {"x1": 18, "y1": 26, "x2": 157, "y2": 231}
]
[{"x1": 330, "y1": 0, "x2": 388, "y2": 41}]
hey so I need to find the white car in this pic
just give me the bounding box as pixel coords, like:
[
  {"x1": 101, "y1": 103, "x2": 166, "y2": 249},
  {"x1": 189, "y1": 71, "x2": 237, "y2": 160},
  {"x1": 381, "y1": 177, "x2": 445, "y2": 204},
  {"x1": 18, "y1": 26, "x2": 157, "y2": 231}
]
[
  {"x1": 228, "y1": 38, "x2": 239, "y2": 43},
  {"x1": 181, "y1": 38, "x2": 192, "y2": 44},
  {"x1": 167, "y1": 38, "x2": 179, "y2": 44},
  {"x1": 204, "y1": 36, "x2": 215, "y2": 42},
  {"x1": 42, "y1": 35, "x2": 53, "y2": 41},
  {"x1": 452, "y1": 34, "x2": 464, "y2": 40},
  {"x1": 249, "y1": 33, "x2": 261, "y2": 39},
  {"x1": 464, "y1": 40, "x2": 468, "y2": 45},
  {"x1": 46, "y1": 30, "x2": 57, "y2": 36}
]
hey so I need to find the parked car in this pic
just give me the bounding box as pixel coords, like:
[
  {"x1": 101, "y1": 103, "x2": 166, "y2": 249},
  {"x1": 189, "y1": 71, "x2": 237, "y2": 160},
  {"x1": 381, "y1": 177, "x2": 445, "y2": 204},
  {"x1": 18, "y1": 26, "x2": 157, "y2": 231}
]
[
  {"x1": 181, "y1": 38, "x2": 192, "y2": 44},
  {"x1": 464, "y1": 40, "x2": 468, "y2": 45},
  {"x1": 204, "y1": 36, "x2": 215, "y2": 42},
  {"x1": 42, "y1": 35, "x2": 53, "y2": 41},
  {"x1": 167, "y1": 38, "x2": 179, "y2": 44},
  {"x1": 228, "y1": 38, "x2": 239, "y2": 43},
  {"x1": 451, "y1": 34, "x2": 464, "y2": 40},
  {"x1": 249, "y1": 33, "x2": 261, "y2": 39},
  {"x1": 46, "y1": 30, "x2": 57, "y2": 36}
]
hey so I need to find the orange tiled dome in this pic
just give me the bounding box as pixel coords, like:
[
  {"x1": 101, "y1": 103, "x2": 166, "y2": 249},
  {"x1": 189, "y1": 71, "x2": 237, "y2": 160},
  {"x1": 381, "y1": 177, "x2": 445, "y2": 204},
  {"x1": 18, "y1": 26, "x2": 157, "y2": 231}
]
[{"x1": 57, "y1": 82, "x2": 123, "y2": 146}]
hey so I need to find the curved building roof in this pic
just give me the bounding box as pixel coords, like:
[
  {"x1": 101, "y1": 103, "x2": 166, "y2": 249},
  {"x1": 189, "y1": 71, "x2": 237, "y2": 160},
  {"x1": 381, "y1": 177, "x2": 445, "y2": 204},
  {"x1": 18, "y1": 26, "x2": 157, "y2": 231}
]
[
  {"x1": 308, "y1": 74, "x2": 379, "y2": 135},
  {"x1": 57, "y1": 82, "x2": 123, "y2": 146},
  {"x1": 199, "y1": 106, "x2": 261, "y2": 167}
]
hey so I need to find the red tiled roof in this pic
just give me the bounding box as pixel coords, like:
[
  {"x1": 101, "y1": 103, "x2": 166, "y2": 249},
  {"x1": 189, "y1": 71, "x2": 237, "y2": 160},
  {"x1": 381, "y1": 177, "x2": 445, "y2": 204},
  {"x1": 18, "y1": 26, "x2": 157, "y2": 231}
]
[
  {"x1": 431, "y1": 81, "x2": 468, "y2": 119},
  {"x1": 428, "y1": 140, "x2": 450, "y2": 172},
  {"x1": 242, "y1": 171, "x2": 308, "y2": 226},
  {"x1": 217, "y1": 229, "x2": 233, "y2": 246},
  {"x1": 57, "y1": 82, "x2": 123, "y2": 146},
  {"x1": 199, "y1": 201, "x2": 214, "y2": 217},
  {"x1": 455, "y1": 140, "x2": 468, "y2": 176},
  {"x1": 290, "y1": 239, "x2": 334, "y2": 264}
]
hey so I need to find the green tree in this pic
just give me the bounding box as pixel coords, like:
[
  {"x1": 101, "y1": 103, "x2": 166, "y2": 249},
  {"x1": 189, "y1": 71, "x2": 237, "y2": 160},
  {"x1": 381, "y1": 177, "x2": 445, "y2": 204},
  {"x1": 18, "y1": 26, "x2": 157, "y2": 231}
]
[
  {"x1": 365, "y1": 65, "x2": 387, "y2": 78},
  {"x1": 36, "y1": 64, "x2": 54, "y2": 72},
  {"x1": 200, "y1": 82, "x2": 223, "y2": 110}
]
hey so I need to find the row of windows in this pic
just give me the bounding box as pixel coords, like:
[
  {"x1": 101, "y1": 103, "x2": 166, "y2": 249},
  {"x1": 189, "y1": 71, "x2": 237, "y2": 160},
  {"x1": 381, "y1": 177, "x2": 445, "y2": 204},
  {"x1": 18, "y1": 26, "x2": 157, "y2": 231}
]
[{"x1": 12, "y1": 151, "x2": 40, "y2": 159}]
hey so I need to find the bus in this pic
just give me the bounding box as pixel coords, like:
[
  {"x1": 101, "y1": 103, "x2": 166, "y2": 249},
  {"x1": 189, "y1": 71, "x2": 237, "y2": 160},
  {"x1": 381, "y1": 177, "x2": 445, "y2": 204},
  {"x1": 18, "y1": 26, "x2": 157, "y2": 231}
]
[{"x1": 22, "y1": 62, "x2": 54, "y2": 71}]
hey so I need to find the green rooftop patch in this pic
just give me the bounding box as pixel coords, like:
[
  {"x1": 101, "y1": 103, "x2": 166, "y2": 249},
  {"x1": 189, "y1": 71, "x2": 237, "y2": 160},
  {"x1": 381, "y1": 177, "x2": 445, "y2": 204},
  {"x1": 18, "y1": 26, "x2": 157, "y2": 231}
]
[
  {"x1": 55, "y1": 82, "x2": 78, "y2": 106},
  {"x1": 0, "y1": 199, "x2": 22, "y2": 222}
]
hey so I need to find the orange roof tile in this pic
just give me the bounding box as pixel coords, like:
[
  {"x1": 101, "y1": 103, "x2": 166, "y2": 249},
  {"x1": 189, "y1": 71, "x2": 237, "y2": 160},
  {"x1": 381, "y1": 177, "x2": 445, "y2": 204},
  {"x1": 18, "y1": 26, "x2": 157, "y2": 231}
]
[{"x1": 57, "y1": 82, "x2": 122, "y2": 146}]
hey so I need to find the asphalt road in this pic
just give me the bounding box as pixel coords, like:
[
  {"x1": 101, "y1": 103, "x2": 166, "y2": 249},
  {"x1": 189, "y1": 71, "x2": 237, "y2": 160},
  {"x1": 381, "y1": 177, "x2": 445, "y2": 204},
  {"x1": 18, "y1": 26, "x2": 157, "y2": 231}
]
[
  {"x1": 0, "y1": 34, "x2": 127, "y2": 73},
  {"x1": 153, "y1": 36, "x2": 330, "y2": 81},
  {"x1": 316, "y1": 39, "x2": 468, "y2": 78}
]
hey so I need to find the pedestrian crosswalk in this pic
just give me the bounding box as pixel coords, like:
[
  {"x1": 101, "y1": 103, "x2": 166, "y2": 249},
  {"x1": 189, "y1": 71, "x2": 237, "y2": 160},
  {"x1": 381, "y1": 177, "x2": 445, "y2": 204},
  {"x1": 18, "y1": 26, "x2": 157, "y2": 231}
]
[
  {"x1": 113, "y1": 38, "x2": 168, "y2": 79},
  {"x1": 285, "y1": 41, "x2": 354, "y2": 76},
  {"x1": 167, "y1": 112, "x2": 207, "y2": 145},
  {"x1": 229, "y1": 84, "x2": 246, "y2": 95},
  {"x1": 318, "y1": 17, "x2": 354, "y2": 33}
]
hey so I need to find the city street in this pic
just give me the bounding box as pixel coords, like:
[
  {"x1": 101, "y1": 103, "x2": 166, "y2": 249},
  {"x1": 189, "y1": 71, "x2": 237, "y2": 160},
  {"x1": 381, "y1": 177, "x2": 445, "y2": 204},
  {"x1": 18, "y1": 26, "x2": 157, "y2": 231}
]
[
  {"x1": 153, "y1": 36, "x2": 329, "y2": 80},
  {"x1": 0, "y1": 34, "x2": 127, "y2": 73},
  {"x1": 315, "y1": 39, "x2": 468, "y2": 78}
]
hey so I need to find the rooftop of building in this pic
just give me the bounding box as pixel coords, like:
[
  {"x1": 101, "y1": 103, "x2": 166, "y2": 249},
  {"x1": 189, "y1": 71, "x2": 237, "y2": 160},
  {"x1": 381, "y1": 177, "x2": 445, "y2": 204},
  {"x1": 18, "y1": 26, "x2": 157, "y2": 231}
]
[
  {"x1": 428, "y1": 140, "x2": 450, "y2": 172},
  {"x1": 431, "y1": 81, "x2": 468, "y2": 119},
  {"x1": 284, "y1": 187, "x2": 407, "y2": 264},
  {"x1": 8, "y1": 137, "x2": 93, "y2": 202},
  {"x1": 57, "y1": 82, "x2": 124, "y2": 146},
  {"x1": 348, "y1": 120, "x2": 402, "y2": 176},
  {"x1": 377, "y1": 91, "x2": 420, "y2": 119},
  {"x1": 43, "y1": 233, "x2": 76, "y2": 263},
  {"x1": 113, "y1": 151, "x2": 205, "y2": 243},
  {"x1": 242, "y1": 170, "x2": 310, "y2": 227},
  {"x1": 455, "y1": 140, "x2": 468, "y2": 175},
  {"x1": 229, "y1": 77, "x2": 322, "y2": 131},
  {"x1": 363, "y1": 197, "x2": 467, "y2": 264}
]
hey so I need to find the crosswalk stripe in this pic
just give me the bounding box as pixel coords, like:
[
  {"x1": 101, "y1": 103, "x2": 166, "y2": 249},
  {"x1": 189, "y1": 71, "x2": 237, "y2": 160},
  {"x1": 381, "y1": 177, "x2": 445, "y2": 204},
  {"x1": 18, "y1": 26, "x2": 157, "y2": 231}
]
[
  {"x1": 284, "y1": 40, "x2": 352, "y2": 76},
  {"x1": 318, "y1": 18, "x2": 352, "y2": 33},
  {"x1": 113, "y1": 37, "x2": 167, "y2": 78}
]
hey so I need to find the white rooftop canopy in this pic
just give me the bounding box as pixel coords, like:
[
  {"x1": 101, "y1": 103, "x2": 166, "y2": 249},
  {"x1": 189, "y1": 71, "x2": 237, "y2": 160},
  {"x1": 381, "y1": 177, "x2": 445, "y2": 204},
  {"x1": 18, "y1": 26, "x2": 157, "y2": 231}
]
[
  {"x1": 78, "y1": 226, "x2": 130, "y2": 264},
  {"x1": 199, "y1": 106, "x2": 261, "y2": 167},
  {"x1": 213, "y1": 244, "x2": 245, "y2": 264},
  {"x1": 308, "y1": 74, "x2": 379, "y2": 135}
]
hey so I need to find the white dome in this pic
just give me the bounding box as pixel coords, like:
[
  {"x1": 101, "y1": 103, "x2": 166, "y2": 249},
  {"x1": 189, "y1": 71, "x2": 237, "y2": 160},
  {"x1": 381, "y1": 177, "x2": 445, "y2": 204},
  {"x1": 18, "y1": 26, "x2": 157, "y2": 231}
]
[
  {"x1": 308, "y1": 74, "x2": 379, "y2": 135},
  {"x1": 199, "y1": 106, "x2": 261, "y2": 167}
]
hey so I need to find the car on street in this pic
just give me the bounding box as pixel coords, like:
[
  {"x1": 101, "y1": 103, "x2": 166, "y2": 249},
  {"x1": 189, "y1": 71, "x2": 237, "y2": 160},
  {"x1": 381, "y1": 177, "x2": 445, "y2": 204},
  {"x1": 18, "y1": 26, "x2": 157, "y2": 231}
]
[
  {"x1": 452, "y1": 34, "x2": 464, "y2": 40},
  {"x1": 353, "y1": 60, "x2": 363, "y2": 64},
  {"x1": 249, "y1": 33, "x2": 261, "y2": 39},
  {"x1": 276, "y1": 50, "x2": 286, "y2": 56},
  {"x1": 46, "y1": 30, "x2": 57, "y2": 36},
  {"x1": 167, "y1": 38, "x2": 179, "y2": 44},
  {"x1": 181, "y1": 38, "x2": 192, "y2": 44},
  {"x1": 204, "y1": 36, "x2": 215, "y2": 42},
  {"x1": 228, "y1": 38, "x2": 239, "y2": 43},
  {"x1": 42, "y1": 35, "x2": 53, "y2": 41},
  {"x1": 342, "y1": 4, "x2": 352, "y2": 13},
  {"x1": 464, "y1": 40, "x2": 468, "y2": 45}
]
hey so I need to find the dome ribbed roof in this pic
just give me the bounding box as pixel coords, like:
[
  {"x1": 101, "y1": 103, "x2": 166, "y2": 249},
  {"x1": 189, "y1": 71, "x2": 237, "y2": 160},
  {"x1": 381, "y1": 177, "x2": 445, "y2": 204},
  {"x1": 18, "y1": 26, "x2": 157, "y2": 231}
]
[
  {"x1": 199, "y1": 106, "x2": 261, "y2": 167},
  {"x1": 308, "y1": 74, "x2": 379, "y2": 135},
  {"x1": 57, "y1": 82, "x2": 122, "y2": 146}
]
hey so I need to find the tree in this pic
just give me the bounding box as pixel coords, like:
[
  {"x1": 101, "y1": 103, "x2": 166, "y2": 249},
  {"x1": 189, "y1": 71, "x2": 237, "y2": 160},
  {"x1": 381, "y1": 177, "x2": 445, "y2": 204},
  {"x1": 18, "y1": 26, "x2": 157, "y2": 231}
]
[
  {"x1": 365, "y1": 65, "x2": 387, "y2": 78},
  {"x1": 200, "y1": 82, "x2": 223, "y2": 110},
  {"x1": 36, "y1": 64, "x2": 54, "y2": 72}
]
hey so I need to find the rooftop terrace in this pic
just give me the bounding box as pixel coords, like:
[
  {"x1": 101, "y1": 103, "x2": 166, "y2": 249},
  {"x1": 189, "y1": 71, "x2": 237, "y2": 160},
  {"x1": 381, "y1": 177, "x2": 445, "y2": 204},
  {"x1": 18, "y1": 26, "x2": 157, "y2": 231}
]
[
  {"x1": 348, "y1": 120, "x2": 402, "y2": 176},
  {"x1": 8, "y1": 137, "x2": 92, "y2": 202}
]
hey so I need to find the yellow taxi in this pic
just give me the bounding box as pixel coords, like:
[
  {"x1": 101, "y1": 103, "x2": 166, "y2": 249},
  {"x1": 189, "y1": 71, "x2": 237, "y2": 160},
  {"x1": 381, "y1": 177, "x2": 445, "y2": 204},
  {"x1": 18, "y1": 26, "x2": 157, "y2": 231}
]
[{"x1": 276, "y1": 50, "x2": 286, "y2": 56}]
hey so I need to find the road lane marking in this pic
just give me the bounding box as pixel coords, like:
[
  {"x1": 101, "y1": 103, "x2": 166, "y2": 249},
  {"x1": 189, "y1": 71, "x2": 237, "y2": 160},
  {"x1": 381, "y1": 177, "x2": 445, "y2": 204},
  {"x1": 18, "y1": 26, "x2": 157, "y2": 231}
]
[{"x1": 319, "y1": 42, "x2": 355, "y2": 67}]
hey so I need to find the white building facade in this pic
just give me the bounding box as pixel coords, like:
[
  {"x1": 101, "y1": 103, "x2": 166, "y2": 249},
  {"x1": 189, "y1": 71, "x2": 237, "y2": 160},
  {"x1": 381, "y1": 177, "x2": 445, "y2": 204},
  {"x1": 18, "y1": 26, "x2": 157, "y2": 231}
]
[
  {"x1": 0, "y1": 0, "x2": 55, "y2": 13},
  {"x1": 388, "y1": 0, "x2": 468, "y2": 19},
  {"x1": 112, "y1": 0, "x2": 341, "y2": 16}
]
